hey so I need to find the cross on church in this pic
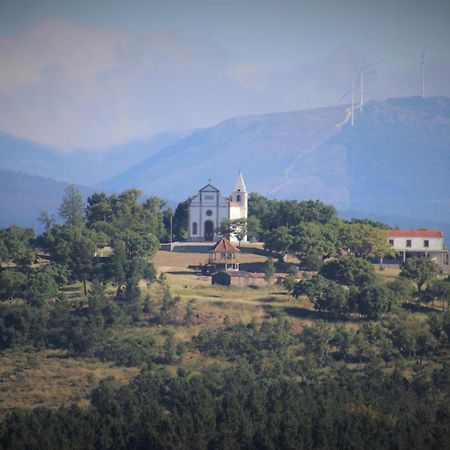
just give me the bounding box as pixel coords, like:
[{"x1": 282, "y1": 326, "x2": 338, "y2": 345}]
[{"x1": 208, "y1": 178, "x2": 212, "y2": 185}]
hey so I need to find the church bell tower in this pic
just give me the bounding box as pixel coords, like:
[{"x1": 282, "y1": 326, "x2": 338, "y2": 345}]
[{"x1": 230, "y1": 170, "x2": 248, "y2": 221}]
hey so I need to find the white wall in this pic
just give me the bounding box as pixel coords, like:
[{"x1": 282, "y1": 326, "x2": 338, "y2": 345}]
[
  {"x1": 389, "y1": 236, "x2": 444, "y2": 251},
  {"x1": 189, "y1": 186, "x2": 229, "y2": 241}
]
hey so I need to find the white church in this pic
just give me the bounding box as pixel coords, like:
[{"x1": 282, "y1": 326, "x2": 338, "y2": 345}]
[{"x1": 188, "y1": 172, "x2": 248, "y2": 243}]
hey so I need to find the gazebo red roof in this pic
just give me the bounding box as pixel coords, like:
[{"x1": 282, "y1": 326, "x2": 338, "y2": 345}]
[{"x1": 209, "y1": 238, "x2": 240, "y2": 253}]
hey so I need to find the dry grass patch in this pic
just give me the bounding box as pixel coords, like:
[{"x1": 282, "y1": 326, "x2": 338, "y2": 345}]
[{"x1": 0, "y1": 350, "x2": 138, "y2": 419}]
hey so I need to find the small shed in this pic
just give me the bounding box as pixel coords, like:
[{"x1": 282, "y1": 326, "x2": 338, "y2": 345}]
[
  {"x1": 208, "y1": 238, "x2": 240, "y2": 271},
  {"x1": 212, "y1": 270, "x2": 266, "y2": 287}
]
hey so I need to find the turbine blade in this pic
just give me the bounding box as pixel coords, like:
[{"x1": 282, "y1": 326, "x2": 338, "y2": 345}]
[{"x1": 338, "y1": 89, "x2": 353, "y2": 102}]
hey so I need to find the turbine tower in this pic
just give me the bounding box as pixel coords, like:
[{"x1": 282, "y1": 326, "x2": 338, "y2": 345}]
[
  {"x1": 353, "y1": 62, "x2": 378, "y2": 112},
  {"x1": 339, "y1": 88, "x2": 355, "y2": 127},
  {"x1": 421, "y1": 47, "x2": 426, "y2": 98}
]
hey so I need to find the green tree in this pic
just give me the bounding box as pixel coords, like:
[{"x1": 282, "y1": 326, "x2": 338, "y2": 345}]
[
  {"x1": 386, "y1": 277, "x2": 415, "y2": 305},
  {"x1": 37, "y1": 210, "x2": 56, "y2": 231},
  {"x1": 109, "y1": 239, "x2": 127, "y2": 296},
  {"x1": 0, "y1": 226, "x2": 35, "y2": 266},
  {"x1": 331, "y1": 326, "x2": 353, "y2": 359},
  {"x1": 351, "y1": 283, "x2": 398, "y2": 319},
  {"x1": 299, "y1": 322, "x2": 333, "y2": 368},
  {"x1": 0, "y1": 239, "x2": 8, "y2": 262},
  {"x1": 426, "y1": 280, "x2": 450, "y2": 310},
  {"x1": 339, "y1": 222, "x2": 392, "y2": 259},
  {"x1": 184, "y1": 299, "x2": 196, "y2": 326},
  {"x1": 118, "y1": 229, "x2": 159, "y2": 259},
  {"x1": 295, "y1": 275, "x2": 349, "y2": 318},
  {"x1": 264, "y1": 226, "x2": 293, "y2": 263},
  {"x1": 247, "y1": 216, "x2": 262, "y2": 241},
  {"x1": 264, "y1": 258, "x2": 276, "y2": 293},
  {"x1": 320, "y1": 256, "x2": 377, "y2": 287},
  {"x1": 0, "y1": 270, "x2": 27, "y2": 300},
  {"x1": 159, "y1": 286, "x2": 180, "y2": 324},
  {"x1": 25, "y1": 271, "x2": 58, "y2": 307},
  {"x1": 221, "y1": 218, "x2": 248, "y2": 246},
  {"x1": 172, "y1": 198, "x2": 191, "y2": 241},
  {"x1": 85, "y1": 192, "x2": 112, "y2": 225},
  {"x1": 59, "y1": 184, "x2": 84, "y2": 226},
  {"x1": 87, "y1": 280, "x2": 108, "y2": 315},
  {"x1": 290, "y1": 222, "x2": 337, "y2": 268},
  {"x1": 85, "y1": 190, "x2": 165, "y2": 243},
  {"x1": 70, "y1": 235, "x2": 96, "y2": 295},
  {"x1": 400, "y1": 257, "x2": 441, "y2": 292}
]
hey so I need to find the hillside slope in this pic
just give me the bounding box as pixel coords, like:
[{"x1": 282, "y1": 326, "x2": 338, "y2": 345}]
[
  {"x1": 328, "y1": 96, "x2": 450, "y2": 222},
  {"x1": 0, "y1": 170, "x2": 94, "y2": 230},
  {"x1": 102, "y1": 97, "x2": 450, "y2": 226},
  {"x1": 100, "y1": 105, "x2": 348, "y2": 201},
  {"x1": 0, "y1": 130, "x2": 191, "y2": 186}
]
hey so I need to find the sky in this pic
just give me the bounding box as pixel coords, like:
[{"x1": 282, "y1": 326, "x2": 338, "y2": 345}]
[{"x1": 0, "y1": 0, "x2": 449, "y2": 152}]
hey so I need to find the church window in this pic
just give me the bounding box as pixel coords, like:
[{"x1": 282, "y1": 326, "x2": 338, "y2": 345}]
[
  {"x1": 236, "y1": 195, "x2": 241, "y2": 202},
  {"x1": 192, "y1": 222, "x2": 198, "y2": 235},
  {"x1": 206, "y1": 209, "x2": 213, "y2": 216},
  {"x1": 204, "y1": 195, "x2": 214, "y2": 200}
]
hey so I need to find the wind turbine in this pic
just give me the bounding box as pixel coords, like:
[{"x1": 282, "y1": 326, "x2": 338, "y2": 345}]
[
  {"x1": 339, "y1": 87, "x2": 356, "y2": 127},
  {"x1": 421, "y1": 47, "x2": 426, "y2": 98},
  {"x1": 353, "y1": 62, "x2": 378, "y2": 112}
]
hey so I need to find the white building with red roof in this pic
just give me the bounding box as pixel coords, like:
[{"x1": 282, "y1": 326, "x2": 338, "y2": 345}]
[
  {"x1": 188, "y1": 172, "x2": 248, "y2": 243},
  {"x1": 386, "y1": 229, "x2": 449, "y2": 267}
]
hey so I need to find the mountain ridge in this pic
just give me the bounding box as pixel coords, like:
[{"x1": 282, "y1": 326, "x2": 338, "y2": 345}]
[
  {"x1": 0, "y1": 129, "x2": 193, "y2": 186},
  {"x1": 0, "y1": 169, "x2": 95, "y2": 230},
  {"x1": 1, "y1": 96, "x2": 449, "y2": 239}
]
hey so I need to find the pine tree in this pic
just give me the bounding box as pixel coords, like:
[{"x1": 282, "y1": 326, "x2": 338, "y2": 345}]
[{"x1": 59, "y1": 184, "x2": 84, "y2": 226}]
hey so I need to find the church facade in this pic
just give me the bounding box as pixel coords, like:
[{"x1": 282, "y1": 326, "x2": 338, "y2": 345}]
[{"x1": 188, "y1": 172, "x2": 248, "y2": 243}]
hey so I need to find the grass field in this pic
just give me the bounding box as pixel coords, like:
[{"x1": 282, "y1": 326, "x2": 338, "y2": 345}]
[
  {"x1": 0, "y1": 248, "x2": 426, "y2": 417},
  {"x1": 0, "y1": 350, "x2": 138, "y2": 419}
]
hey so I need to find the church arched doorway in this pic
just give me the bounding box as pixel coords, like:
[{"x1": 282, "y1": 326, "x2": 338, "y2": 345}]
[{"x1": 204, "y1": 220, "x2": 214, "y2": 241}]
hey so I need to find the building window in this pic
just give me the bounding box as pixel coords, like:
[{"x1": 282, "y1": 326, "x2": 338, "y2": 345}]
[
  {"x1": 406, "y1": 240, "x2": 412, "y2": 248},
  {"x1": 206, "y1": 209, "x2": 213, "y2": 216},
  {"x1": 192, "y1": 222, "x2": 198, "y2": 235},
  {"x1": 236, "y1": 195, "x2": 241, "y2": 202},
  {"x1": 204, "y1": 195, "x2": 214, "y2": 200},
  {"x1": 389, "y1": 239, "x2": 394, "y2": 246},
  {"x1": 424, "y1": 240, "x2": 429, "y2": 248}
]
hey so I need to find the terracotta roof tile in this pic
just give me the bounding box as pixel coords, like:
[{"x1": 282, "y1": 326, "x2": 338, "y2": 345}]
[
  {"x1": 387, "y1": 230, "x2": 443, "y2": 238},
  {"x1": 209, "y1": 238, "x2": 240, "y2": 253}
]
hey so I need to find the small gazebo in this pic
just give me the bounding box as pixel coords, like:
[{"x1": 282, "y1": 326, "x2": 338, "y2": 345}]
[{"x1": 208, "y1": 238, "x2": 240, "y2": 271}]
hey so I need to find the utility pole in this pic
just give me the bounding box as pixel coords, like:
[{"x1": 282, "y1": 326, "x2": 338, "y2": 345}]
[{"x1": 170, "y1": 213, "x2": 173, "y2": 251}]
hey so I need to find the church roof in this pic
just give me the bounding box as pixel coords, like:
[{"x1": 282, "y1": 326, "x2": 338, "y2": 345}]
[
  {"x1": 234, "y1": 171, "x2": 247, "y2": 192},
  {"x1": 209, "y1": 238, "x2": 240, "y2": 253},
  {"x1": 199, "y1": 183, "x2": 219, "y2": 193}
]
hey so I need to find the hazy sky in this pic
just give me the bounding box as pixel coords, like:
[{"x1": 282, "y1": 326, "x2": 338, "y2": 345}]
[{"x1": 1, "y1": 0, "x2": 449, "y2": 151}]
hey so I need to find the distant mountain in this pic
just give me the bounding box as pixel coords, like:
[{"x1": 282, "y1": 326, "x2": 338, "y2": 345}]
[
  {"x1": 0, "y1": 130, "x2": 192, "y2": 186},
  {"x1": 2, "y1": 97, "x2": 450, "y2": 237},
  {"x1": 101, "y1": 97, "x2": 450, "y2": 230},
  {"x1": 0, "y1": 170, "x2": 94, "y2": 230},
  {"x1": 100, "y1": 105, "x2": 347, "y2": 199}
]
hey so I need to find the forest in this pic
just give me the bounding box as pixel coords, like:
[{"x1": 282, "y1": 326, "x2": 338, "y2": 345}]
[{"x1": 0, "y1": 185, "x2": 450, "y2": 449}]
